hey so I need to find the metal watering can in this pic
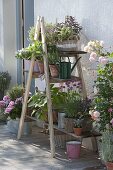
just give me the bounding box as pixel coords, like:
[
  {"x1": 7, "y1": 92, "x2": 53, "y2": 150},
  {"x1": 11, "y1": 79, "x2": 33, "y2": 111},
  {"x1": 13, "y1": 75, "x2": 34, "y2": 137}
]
[{"x1": 59, "y1": 57, "x2": 80, "y2": 79}]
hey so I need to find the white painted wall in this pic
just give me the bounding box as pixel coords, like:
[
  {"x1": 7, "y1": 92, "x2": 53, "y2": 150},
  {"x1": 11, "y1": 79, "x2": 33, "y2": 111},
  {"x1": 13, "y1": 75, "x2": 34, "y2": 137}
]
[
  {"x1": 0, "y1": 0, "x2": 4, "y2": 71},
  {"x1": 34, "y1": 0, "x2": 113, "y2": 96},
  {"x1": 34, "y1": 0, "x2": 113, "y2": 46},
  {"x1": 0, "y1": 0, "x2": 17, "y2": 86}
]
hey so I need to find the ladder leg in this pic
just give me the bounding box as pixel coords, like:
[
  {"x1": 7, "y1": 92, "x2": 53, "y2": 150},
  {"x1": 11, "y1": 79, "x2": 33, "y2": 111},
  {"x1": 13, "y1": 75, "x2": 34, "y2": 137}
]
[
  {"x1": 17, "y1": 57, "x2": 35, "y2": 140},
  {"x1": 40, "y1": 17, "x2": 55, "y2": 158}
]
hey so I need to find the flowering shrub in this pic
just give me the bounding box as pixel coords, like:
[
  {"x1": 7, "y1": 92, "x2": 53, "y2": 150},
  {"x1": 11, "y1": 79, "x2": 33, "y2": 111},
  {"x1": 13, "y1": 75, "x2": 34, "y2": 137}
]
[
  {"x1": 0, "y1": 86, "x2": 24, "y2": 120},
  {"x1": 90, "y1": 63, "x2": 113, "y2": 131},
  {"x1": 0, "y1": 95, "x2": 23, "y2": 120},
  {"x1": 84, "y1": 40, "x2": 113, "y2": 131}
]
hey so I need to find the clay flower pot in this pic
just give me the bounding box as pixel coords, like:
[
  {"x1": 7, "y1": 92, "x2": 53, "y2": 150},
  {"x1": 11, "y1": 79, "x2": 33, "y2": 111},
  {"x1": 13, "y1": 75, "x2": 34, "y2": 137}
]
[
  {"x1": 49, "y1": 64, "x2": 59, "y2": 78},
  {"x1": 37, "y1": 60, "x2": 44, "y2": 74},
  {"x1": 73, "y1": 127, "x2": 82, "y2": 136},
  {"x1": 106, "y1": 162, "x2": 113, "y2": 170}
]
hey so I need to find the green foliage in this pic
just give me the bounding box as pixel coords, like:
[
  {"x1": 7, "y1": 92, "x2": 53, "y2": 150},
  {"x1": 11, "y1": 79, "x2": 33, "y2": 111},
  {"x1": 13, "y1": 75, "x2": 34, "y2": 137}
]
[
  {"x1": 101, "y1": 130, "x2": 113, "y2": 162},
  {"x1": 7, "y1": 85, "x2": 24, "y2": 101},
  {"x1": 28, "y1": 26, "x2": 35, "y2": 42},
  {"x1": 93, "y1": 62, "x2": 113, "y2": 131},
  {"x1": 47, "y1": 45, "x2": 60, "y2": 64},
  {"x1": 63, "y1": 91, "x2": 83, "y2": 118},
  {"x1": 29, "y1": 16, "x2": 82, "y2": 46},
  {"x1": 0, "y1": 72, "x2": 11, "y2": 95},
  {"x1": 28, "y1": 85, "x2": 67, "y2": 120},
  {"x1": 15, "y1": 41, "x2": 43, "y2": 60}
]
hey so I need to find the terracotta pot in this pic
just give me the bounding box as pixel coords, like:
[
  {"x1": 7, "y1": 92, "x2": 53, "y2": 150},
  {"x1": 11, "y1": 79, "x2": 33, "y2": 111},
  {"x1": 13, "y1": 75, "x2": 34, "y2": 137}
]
[
  {"x1": 73, "y1": 127, "x2": 82, "y2": 136},
  {"x1": 37, "y1": 60, "x2": 44, "y2": 74},
  {"x1": 49, "y1": 64, "x2": 59, "y2": 78},
  {"x1": 106, "y1": 162, "x2": 113, "y2": 170}
]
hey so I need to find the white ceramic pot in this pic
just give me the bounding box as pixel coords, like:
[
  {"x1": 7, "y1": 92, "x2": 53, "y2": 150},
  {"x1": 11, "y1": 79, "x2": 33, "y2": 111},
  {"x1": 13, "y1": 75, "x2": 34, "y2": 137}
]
[{"x1": 58, "y1": 112, "x2": 65, "y2": 129}]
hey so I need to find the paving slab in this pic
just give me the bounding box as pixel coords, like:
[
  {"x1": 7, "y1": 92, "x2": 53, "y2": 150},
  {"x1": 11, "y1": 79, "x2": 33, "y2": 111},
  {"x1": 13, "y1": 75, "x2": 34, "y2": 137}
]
[{"x1": 0, "y1": 125, "x2": 106, "y2": 170}]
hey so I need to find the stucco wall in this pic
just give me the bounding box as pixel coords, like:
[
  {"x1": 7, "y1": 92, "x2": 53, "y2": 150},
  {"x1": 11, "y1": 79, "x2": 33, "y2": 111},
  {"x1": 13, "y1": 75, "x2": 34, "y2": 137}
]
[{"x1": 34, "y1": 0, "x2": 113, "y2": 96}]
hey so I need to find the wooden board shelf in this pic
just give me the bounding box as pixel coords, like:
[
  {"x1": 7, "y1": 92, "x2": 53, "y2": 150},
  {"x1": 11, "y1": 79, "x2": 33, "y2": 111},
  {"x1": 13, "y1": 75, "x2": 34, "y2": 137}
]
[
  {"x1": 24, "y1": 71, "x2": 81, "y2": 83},
  {"x1": 49, "y1": 76, "x2": 81, "y2": 83},
  {"x1": 26, "y1": 115, "x2": 101, "y2": 142}
]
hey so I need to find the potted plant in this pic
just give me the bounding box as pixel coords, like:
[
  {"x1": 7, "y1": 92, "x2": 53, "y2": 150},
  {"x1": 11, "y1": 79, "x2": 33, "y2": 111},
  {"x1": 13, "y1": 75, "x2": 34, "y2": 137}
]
[
  {"x1": 62, "y1": 91, "x2": 82, "y2": 132},
  {"x1": 45, "y1": 16, "x2": 82, "y2": 48},
  {"x1": 47, "y1": 45, "x2": 60, "y2": 78},
  {"x1": 28, "y1": 85, "x2": 67, "y2": 124},
  {"x1": 15, "y1": 40, "x2": 44, "y2": 74},
  {"x1": 73, "y1": 113, "x2": 83, "y2": 136},
  {"x1": 0, "y1": 85, "x2": 32, "y2": 134},
  {"x1": 0, "y1": 71, "x2": 11, "y2": 100}
]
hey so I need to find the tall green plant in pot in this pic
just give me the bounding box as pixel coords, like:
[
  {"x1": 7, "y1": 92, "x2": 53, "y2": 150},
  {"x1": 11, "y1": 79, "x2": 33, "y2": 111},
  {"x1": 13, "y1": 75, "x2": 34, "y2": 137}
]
[{"x1": 62, "y1": 91, "x2": 82, "y2": 132}]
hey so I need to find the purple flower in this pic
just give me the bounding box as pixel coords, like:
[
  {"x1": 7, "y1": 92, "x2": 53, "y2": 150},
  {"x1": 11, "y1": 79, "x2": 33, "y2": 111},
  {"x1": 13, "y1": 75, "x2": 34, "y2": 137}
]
[
  {"x1": 69, "y1": 86, "x2": 73, "y2": 90},
  {"x1": 108, "y1": 108, "x2": 113, "y2": 113}
]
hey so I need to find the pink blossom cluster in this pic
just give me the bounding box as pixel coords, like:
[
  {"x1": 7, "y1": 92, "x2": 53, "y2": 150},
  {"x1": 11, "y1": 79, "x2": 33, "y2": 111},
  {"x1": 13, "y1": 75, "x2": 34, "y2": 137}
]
[
  {"x1": 0, "y1": 95, "x2": 23, "y2": 115},
  {"x1": 89, "y1": 108, "x2": 113, "y2": 128},
  {"x1": 84, "y1": 40, "x2": 108, "y2": 65},
  {"x1": 89, "y1": 110, "x2": 100, "y2": 122},
  {"x1": 5, "y1": 101, "x2": 15, "y2": 114}
]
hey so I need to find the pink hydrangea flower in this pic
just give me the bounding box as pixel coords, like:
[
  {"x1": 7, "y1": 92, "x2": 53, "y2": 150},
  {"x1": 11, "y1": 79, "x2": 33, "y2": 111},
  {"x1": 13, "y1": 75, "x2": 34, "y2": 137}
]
[
  {"x1": 89, "y1": 57, "x2": 96, "y2": 62},
  {"x1": 0, "y1": 100, "x2": 5, "y2": 107},
  {"x1": 9, "y1": 101, "x2": 15, "y2": 106},
  {"x1": 3, "y1": 95, "x2": 10, "y2": 102},
  {"x1": 84, "y1": 46, "x2": 89, "y2": 52},
  {"x1": 108, "y1": 108, "x2": 113, "y2": 112},
  {"x1": 5, "y1": 106, "x2": 14, "y2": 113},
  {"x1": 110, "y1": 118, "x2": 113, "y2": 126},
  {"x1": 99, "y1": 57, "x2": 108, "y2": 65},
  {"x1": 90, "y1": 52, "x2": 97, "y2": 59},
  {"x1": 93, "y1": 111, "x2": 100, "y2": 118}
]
